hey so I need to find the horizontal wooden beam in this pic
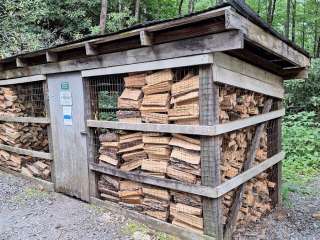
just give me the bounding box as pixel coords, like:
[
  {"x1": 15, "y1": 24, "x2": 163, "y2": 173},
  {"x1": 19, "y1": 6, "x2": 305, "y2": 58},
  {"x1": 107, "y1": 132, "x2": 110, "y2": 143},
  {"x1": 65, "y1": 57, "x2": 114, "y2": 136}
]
[
  {"x1": 0, "y1": 144, "x2": 53, "y2": 160},
  {"x1": 214, "y1": 109, "x2": 285, "y2": 135},
  {"x1": 90, "y1": 152, "x2": 284, "y2": 199},
  {"x1": 0, "y1": 115, "x2": 50, "y2": 124},
  {"x1": 0, "y1": 75, "x2": 46, "y2": 86},
  {"x1": 0, "y1": 166, "x2": 54, "y2": 192},
  {"x1": 225, "y1": 8, "x2": 310, "y2": 68},
  {"x1": 87, "y1": 120, "x2": 217, "y2": 136},
  {"x1": 215, "y1": 151, "x2": 284, "y2": 198},
  {"x1": 87, "y1": 109, "x2": 284, "y2": 136},
  {"x1": 91, "y1": 197, "x2": 214, "y2": 240},
  {"x1": 82, "y1": 54, "x2": 213, "y2": 77},
  {"x1": 0, "y1": 31, "x2": 243, "y2": 80},
  {"x1": 90, "y1": 163, "x2": 219, "y2": 198}
]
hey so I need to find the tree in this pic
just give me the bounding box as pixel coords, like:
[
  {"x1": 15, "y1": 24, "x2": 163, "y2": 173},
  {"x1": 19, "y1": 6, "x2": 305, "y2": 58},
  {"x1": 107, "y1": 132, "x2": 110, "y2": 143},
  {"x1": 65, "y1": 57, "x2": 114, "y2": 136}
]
[
  {"x1": 135, "y1": 0, "x2": 141, "y2": 21},
  {"x1": 100, "y1": 0, "x2": 108, "y2": 34},
  {"x1": 267, "y1": 0, "x2": 277, "y2": 25}
]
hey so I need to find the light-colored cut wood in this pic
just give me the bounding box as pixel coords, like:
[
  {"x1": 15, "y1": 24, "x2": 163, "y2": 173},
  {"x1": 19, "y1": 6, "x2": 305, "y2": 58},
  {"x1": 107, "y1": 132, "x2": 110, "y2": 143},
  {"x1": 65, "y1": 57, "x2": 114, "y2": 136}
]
[{"x1": 141, "y1": 159, "x2": 168, "y2": 173}]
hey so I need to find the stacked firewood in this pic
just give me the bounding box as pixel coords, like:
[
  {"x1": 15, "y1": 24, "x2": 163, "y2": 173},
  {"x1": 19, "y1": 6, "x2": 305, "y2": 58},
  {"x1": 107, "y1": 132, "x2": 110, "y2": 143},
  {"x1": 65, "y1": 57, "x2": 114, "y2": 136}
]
[
  {"x1": 98, "y1": 174, "x2": 170, "y2": 221},
  {"x1": 117, "y1": 76, "x2": 144, "y2": 123},
  {"x1": 0, "y1": 149, "x2": 51, "y2": 180},
  {"x1": 141, "y1": 133, "x2": 170, "y2": 178},
  {"x1": 220, "y1": 86, "x2": 275, "y2": 226},
  {"x1": 170, "y1": 191, "x2": 203, "y2": 234},
  {"x1": 98, "y1": 132, "x2": 120, "y2": 167},
  {"x1": 167, "y1": 134, "x2": 201, "y2": 184},
  {"x1": 0, "y1": 85, "x2": 50, "y2": 180},
  {"x1": 169, "y1": 73, "x2": 200, "y2": 125},
  {"x1": 140, "y1": 69, "x2": 173, "y2": 124},
  {"x1": 219, "y1": 86, "x2": 265, "y2": 123},
  {"x1": 0, "y1": 123, "x2": 49, "y2": 151}
]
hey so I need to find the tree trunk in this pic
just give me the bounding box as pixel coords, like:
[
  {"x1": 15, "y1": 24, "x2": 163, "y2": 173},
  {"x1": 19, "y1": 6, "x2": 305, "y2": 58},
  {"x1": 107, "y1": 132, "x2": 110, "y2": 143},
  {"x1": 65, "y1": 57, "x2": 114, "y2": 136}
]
[
  {"x1": 257, "y1": 0, "x2": 261, "y2": 15},
  {"x1": 317, "y1": 37, "x2": 320, "y2": 58},
  {"x1": 135, "y1": 0, "x2": 140, "y2": 21},
  {"x1": 291, "y1": 0, "x2": 296, "y2": 42},
  {"x1": 267, "y1": 0, "x2": 276, "y2": 25},
  {"x1": 302, "y1": 1, "x2": 306, "y2": 48},
  {"x1": 285, "y1": 0, "x2": 291, "y2": 38},
  {"x1": 178, "y1": 0, "x2": 184, "y2": 16},
  {"x1": 99, "y1": 0, "x2": 108, "y2": 35},
  {"x1": 188, "y1": 0, "x2": 195, "y2": 14}
]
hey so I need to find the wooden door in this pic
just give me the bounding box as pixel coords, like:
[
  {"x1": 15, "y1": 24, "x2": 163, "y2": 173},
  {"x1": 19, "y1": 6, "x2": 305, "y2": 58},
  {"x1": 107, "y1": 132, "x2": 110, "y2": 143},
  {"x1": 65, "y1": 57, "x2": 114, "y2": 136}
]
[{"x1": 47, "y1": 72, "x2": 90, "y2": 201}]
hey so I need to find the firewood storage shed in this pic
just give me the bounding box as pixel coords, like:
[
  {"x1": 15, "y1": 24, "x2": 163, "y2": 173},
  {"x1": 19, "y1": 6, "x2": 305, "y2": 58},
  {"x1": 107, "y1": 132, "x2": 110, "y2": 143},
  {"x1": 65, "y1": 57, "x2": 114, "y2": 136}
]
[{"x1": 0, "y1": 2, "x2": 310, "y2": 240}]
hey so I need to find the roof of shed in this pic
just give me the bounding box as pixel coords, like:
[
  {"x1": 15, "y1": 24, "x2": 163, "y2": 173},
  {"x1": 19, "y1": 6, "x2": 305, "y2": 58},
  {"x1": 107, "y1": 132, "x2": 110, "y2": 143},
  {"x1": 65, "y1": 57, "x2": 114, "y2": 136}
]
[{"x1": 0, "y1": 0, "x2": 309, "y2": 62}]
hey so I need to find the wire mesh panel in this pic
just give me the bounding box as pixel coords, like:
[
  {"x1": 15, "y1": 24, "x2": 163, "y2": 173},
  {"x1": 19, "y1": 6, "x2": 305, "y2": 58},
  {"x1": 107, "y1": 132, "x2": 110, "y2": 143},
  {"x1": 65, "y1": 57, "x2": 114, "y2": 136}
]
[
  {"x1": 84, "y1": 66, "x2": 200, "y2": 125},
  {"x1": 0, "y1": 81, "x2": 46, "y2": 117}
]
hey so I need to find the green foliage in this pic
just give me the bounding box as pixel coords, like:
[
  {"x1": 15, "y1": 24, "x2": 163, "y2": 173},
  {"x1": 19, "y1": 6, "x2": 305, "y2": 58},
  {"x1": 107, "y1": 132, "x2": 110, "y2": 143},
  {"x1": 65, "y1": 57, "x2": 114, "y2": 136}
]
[
  {"x1": 282, "y1": 111, "x2": 320, "y2": 185},
  {"x1": 285, "y1": 59, "x2": 320, "y2": 114},
  {"x1": 98, "y1": 91, "x2": 118, "y2": 121}
]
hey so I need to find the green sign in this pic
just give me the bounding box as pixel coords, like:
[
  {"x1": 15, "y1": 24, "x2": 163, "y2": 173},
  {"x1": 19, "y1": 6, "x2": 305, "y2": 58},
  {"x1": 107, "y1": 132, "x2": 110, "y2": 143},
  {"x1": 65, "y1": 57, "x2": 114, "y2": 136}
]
[{"x1": 61, "y1": 82, "x2": 69, "y2": 90}]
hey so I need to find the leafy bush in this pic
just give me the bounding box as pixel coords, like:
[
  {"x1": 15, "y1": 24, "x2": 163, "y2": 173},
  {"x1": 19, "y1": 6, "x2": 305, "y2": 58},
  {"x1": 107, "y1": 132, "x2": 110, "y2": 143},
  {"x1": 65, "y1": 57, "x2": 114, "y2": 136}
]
[
  {"x1": 285, "y1": 59, "x2": 320, "y2": 114},
  {"x1": 282, "y1": 111, "x2": 320, "y2": 184}
]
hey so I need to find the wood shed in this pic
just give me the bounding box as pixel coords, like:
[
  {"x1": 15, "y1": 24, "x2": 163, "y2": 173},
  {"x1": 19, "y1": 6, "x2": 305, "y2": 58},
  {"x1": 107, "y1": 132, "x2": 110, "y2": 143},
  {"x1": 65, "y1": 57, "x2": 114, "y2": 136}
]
[{"x1": 0, "y1": 2, "x2": 310, "y2": 240}]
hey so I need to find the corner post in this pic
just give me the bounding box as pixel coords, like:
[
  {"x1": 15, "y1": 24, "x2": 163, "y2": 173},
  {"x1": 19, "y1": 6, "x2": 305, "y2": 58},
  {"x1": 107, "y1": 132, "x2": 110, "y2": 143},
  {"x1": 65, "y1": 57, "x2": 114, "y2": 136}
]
[{"x1": 199, "y1": 63, "x2": 223, "y2": 239}]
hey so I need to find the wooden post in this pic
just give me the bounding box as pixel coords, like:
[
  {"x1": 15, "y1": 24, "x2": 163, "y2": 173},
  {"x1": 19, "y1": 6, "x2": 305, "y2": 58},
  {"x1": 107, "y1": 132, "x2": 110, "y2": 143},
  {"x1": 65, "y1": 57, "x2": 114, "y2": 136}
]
[
  {"x1": 82, "y1": 78, "x2": 99, "y2": 198},
  {"x1": 269, "y1": 100, "x2": 283, "y2": 206},
  {"x1": 43, "y1": 80, "x2": 56, "y2": 185},
  {"x1": 199, "y1": 64, "x2": 223, "y2": 239}
]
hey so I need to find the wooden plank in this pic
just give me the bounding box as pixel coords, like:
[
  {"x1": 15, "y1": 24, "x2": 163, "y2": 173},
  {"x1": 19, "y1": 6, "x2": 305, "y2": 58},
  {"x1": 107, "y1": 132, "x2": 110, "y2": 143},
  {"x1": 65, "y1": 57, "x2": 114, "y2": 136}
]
[
  {"x1": 85, "y1": 42, "x2": 98, "y2": 56},
  {"x1": 0, "y1": 143, "x2": 53, "y2": 160},
  {"x1": 82, "y1": 54, "x2": 213, "y2": 77},
  {"x1": 224, "y1": 99, "x2": 273, "y2": 240},
  {"x1": 0, "y1": 167, "x2": 54, "y2": 192},
  {"x1": 199, "y1": 65, "x2": 223, "y2": 238},
  {"x1": 87, "y1": 109, "x2": 284, "y2": 136},
  {"x1": 0, "y1": 31, "x2": 243, "y2": 80},
  {"x1": 215, "y1": 109, "x2": 285, "y2": 135},
  {"x1": 91, "y1": 197, "x2": 215, "y2": 240},
  {"x1": 46, "y1": 51, "x2": 58, "y2": 63},
  {"x1": 215, "y1": 151, "x2": 284, "y2": 198},
  {"x1": 140, "y1": 31, "x2": 153, "y2": 46},
  {"x1": 16, "y1": 57, "x2": 26, "y2": 68},
  {"x1": 213, "y1": 65, "x2": 284, "y2": 99},
  {"x1": 0, "y1": 75, "x2": 46, "y2": 85},
  {"x1": 0, "y1": 115, "x2": 50, "y2": 124},
  {"x1": 89, "y1": 162, "x2": 219, "y2": 199},
  {"x1": 87, "y1": 120, "x2": 216, "y2": 136},
  {"x1": 225, "y1": 8, "x2": 310, "y2": 68},
  {"x1": 213, "y1": 53, "x2": 283, "y2": 88}
]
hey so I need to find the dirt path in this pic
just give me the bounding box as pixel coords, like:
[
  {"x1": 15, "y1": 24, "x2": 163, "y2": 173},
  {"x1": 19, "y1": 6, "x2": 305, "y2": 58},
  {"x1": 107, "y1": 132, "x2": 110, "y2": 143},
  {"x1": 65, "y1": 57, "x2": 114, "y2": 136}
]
[
  {"x1": 235, "y1": 176, "x2": 320, "y2": 240},
  {"x1": 0, "y1": 171, "x2": 172, "y2": 240}
]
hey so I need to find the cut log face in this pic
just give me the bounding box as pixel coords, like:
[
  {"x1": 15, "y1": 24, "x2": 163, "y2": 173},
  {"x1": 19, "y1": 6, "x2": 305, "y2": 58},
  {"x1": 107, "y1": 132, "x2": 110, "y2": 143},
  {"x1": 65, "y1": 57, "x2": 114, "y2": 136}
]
[
  {"x1": 145, "y1": 69, "x2": 174, "y2": 86},
  {"x1": 124, "y1": 74, "x2": 146, "y2": 88}
]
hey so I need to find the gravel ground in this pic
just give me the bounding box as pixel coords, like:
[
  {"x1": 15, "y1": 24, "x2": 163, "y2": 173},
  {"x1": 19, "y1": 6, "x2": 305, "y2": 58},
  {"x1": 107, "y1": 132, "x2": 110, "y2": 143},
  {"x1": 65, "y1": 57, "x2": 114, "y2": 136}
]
[
  {"x1": 1, "y1": 170, "x2": 319, "y2": 240},
  {"x1": 235, "y1": 175, "x2": 320, "y2": 240},
  {"x1": 0, "y1": 171, "x2": 170, "y2": 240}
]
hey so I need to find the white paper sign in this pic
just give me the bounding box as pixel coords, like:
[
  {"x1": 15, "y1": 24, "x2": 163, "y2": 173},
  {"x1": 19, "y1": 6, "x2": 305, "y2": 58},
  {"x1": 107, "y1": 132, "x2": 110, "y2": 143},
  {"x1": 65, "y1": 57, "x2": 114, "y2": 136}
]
[
  {"x1": 60, "y1": 91, "x2": 73, "y2": 106},
  {"x1": 63, "y1": 106, "x2": 72, "y2": 126}
]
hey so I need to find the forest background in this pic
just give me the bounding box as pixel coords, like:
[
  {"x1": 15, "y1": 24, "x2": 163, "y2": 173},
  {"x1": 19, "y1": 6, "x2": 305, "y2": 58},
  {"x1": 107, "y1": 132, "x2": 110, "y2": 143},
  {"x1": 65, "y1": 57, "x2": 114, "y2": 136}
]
[{"x1": 0, "y1": 0, "x2": 319, "y2": 198}]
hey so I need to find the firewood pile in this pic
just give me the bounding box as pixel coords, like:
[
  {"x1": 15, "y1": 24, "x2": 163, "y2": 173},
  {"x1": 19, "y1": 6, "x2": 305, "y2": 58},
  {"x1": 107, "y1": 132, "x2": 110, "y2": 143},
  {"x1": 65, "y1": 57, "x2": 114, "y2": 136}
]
[
  {"x1": 0, "y1": 86, "x2": 50, "y2": 181},
  {"x1": 219, "y1": 86, "x2": 265, "y2": 123},
  {"x1": 98, "y1": 174, "x2": 170, "y2": 221},
  {"x1": 220, "y1": 86, "x2": 275, "y2": 226},
  {"x1": 114, "y1": 69, "x2": 199, "y2": 125},
  {"x1": 94, "y1": 70, "x2": 277, "y2": 233}
]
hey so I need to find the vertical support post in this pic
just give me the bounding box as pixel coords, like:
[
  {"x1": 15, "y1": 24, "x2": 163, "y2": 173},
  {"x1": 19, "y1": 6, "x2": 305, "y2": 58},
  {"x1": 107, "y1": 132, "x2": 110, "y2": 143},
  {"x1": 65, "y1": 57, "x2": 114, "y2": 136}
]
[
  {"x1": 270, "y1": 100, "x2": 283, "y2": 206},
  {"x1": 43, "y1": 80, "x2": 56, "y2": 185},
  {"x1": 199, "y1": 64, "x2": 223, "y2": 239},
  {"x1": 82, "y1": 78, "x2": 98, "y2": 199}
]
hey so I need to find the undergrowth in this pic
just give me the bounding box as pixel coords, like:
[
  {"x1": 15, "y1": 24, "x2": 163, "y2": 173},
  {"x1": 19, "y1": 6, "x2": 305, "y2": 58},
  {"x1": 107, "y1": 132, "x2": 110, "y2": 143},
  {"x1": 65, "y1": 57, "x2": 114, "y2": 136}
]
[{"x1": 281, "y1": 111, "x2": 320, "y2": 202}]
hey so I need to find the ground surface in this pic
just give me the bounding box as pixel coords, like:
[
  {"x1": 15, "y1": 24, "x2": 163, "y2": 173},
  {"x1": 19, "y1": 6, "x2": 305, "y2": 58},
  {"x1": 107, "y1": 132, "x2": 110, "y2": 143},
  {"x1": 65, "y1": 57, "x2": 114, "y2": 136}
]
[
  {"x1": 0, "y1": 171, "x2": 171, "y2": 240},
  {"x1": 0, "y1": 171, "x2": 319, "y2": 240}
]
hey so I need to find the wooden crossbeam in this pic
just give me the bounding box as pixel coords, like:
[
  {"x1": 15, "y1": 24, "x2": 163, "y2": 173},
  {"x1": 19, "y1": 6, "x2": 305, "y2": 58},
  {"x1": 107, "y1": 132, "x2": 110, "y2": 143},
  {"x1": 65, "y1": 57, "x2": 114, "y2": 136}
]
[
  {"x1": 223, "y1": 98, "x2": 273, "y2": 240},
  {"x1": 0, "y1": 144, "x2": 53, "y2": 160}
]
